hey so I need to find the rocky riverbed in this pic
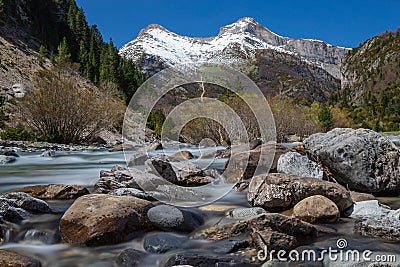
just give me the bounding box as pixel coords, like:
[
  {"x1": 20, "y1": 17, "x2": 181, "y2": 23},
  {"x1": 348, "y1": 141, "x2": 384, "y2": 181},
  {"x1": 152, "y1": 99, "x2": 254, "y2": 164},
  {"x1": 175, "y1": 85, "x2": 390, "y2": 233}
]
[{"x1": 0, "y1": 128, "x2": 399, "y2": 266}]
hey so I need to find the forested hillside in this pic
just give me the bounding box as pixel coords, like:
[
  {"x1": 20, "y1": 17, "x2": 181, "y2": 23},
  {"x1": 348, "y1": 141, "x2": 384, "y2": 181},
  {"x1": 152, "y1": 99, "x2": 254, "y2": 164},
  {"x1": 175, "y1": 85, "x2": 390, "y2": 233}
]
[
  {"x1": 0, "y1": 0, "x2": 147, "y2": 102},
  {"x1": 336, "y1": 29, "x2": 400, "y2": 131}
]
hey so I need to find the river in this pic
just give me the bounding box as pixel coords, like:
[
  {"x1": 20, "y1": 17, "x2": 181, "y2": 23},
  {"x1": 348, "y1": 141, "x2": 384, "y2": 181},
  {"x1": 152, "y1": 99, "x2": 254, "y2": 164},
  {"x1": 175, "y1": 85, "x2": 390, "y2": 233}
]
[{"x1": 0, "y1": 145, "x2": 399, "y2": 266}]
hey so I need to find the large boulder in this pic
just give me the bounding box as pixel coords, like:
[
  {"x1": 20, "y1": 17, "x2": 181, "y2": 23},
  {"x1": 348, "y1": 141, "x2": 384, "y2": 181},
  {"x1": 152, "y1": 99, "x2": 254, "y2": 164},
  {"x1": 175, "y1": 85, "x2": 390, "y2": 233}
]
[
  {"x1": 304, "y1": 128, "x2": 400, "y2": 194},
  {"x1": 293, "y1": 195, "x2": 340, "y2": 223},
  {"x1": 277, "y1": 152, "x2": 323, "y2": 179},
  {"x1": 247, "y1": 173, "x2": 353, "y2": 212},
  {"x1": 60, "y1": 194, "x2": 154, "y2": 246},
  {"x1": 10, "y1": 184, "x2": 89, "y2": 199},
  {"x1": 223, "y1": 144, "x2": 291, "y2": 183},
  {"x1": 0, "y1": 250, "x2": 41, "y2": 267}
]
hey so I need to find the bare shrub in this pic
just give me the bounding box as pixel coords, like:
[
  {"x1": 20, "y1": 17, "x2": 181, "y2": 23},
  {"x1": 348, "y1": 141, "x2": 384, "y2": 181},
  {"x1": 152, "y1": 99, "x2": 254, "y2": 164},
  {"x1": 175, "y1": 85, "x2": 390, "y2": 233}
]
[{"x1": 17, "y1": 65, "x2": 125, "y2": 144}]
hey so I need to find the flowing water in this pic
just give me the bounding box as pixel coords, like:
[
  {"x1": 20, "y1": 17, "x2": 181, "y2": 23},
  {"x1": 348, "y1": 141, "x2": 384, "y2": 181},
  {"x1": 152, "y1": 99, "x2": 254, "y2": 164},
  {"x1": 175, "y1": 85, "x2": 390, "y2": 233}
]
[{"x1": 0, "y1": 145, "x2": 399, "y2": 266}]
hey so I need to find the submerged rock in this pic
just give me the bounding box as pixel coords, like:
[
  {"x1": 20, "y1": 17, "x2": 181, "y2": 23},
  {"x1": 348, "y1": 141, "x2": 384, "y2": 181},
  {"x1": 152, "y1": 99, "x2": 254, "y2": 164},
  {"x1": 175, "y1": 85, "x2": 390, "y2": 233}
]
[
  {"x1": 247, "y1": 173, "x2": 352, "y2": 212},
  {"x1": 350, "y1": 191, "x2": 376, "y2": 202},
  {"x1": 116, "y1": 249, "x2": 148, "y2": 267},
  {"x1": 60, "y1": 194, "x2": 154, "y2": 246},
  {"x1": 160, "y1": 251, "x2": 253, "y2": 267},
  {"x1": 0, "y1": 250, "x2": 41, "y2": 267},
  {"x1": 277, "y1": 151, "x2": 323, "y2": 179},
  {"x1": 10, "y1": 184, "x2": 89, "y2": 199},
  {"x1": 304, "y1": 128, "x2": 400, "y2": 194},
  {"x1": 144, "y1": 232, "x2": 188, "y2": 253},
  {"x1": 293, "y1": 195, "x2": 340, "y2": 223}
]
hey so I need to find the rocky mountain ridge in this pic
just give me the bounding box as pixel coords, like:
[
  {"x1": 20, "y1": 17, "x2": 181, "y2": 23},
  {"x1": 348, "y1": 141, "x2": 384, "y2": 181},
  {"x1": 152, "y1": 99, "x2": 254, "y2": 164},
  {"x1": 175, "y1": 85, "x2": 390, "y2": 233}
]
[{"x1": 120, "y1": 17, "x2": 350, "y2": 79}]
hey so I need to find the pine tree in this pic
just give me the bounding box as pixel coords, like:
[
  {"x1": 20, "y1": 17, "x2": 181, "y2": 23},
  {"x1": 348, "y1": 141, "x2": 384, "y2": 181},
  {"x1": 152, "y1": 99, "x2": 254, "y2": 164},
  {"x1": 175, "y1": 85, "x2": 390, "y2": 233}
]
[
  {"x1": 318, "y1": 104, "x2": 333, "y2": 132},
  {"x1": 38, "y1": 45, "x2": 48, "y2": 65},
  {"x1": 56, "y1": 37, "x2": 71, "y2": 64}
]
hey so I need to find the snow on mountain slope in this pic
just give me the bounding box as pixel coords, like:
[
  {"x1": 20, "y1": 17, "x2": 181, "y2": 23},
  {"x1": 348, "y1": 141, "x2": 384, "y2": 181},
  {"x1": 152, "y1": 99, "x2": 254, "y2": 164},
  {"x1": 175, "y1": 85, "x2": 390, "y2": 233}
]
[{"x1": 119, "y1": 17, "x2": 350, "y2": 78}]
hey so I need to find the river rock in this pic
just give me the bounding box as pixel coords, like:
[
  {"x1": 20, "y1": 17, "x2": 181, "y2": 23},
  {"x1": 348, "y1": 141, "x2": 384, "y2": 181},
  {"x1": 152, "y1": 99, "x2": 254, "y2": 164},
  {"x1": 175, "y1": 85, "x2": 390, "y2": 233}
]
[
  {"x1": 145, "y1": 141, "x2": 163, "y2": 151},
  {"x1": 1, "y1": 192, "x2": 50, "y2": 212},
  {"x1": 160, "y1": 251, "x2": 253, "y2": 267},
  {"x1": 223, "y1": 144, "x2": 293, "y2": 183},
  {"x1": 147, "y1": 205, "x2": 204, "y2": 232},
  {"x1": 304, "y1": 128, "x2": 400, "y2": 194},
  {"x1": 293, "y1": 195, "x2": 340, "y2": 223},
  {"x1": 0, "y1": 155, "x2": 16, "y2": 164},
  {"x1": 350, "y1": 191, "x2": 376, "y2": 202},
  {"x1": 146, "y1": 158, "x2": 212, "y2": 186},
  {"x1": 127, "y1": 151, "x2": 150, "y2": 166},
  {"x1": 60, "y1": 194, "x2": 154, "y2": 246},
  {"x1": 116, "y1": 249, "x2": 148, "y2": 267},
  {"x1": 0, "y1": 201, "x2": 26, "y2": 223},
  {"x1": 0, "y1": 250, "x2": 41, "y2": 267},
  {"x1": 41, "y1": 150, "x2": 55, "y2": 157},
  {"x1": 277, "y1": 152, "x2": 323, "y2": 179},
  {"x1": 0, "y1": 149, "x2": 19, "y2": 157},
  {"x1": 108, "y1": 143, "x2": 135, "y2": 152},
  {"x1": 247, "y1": 173, "x2": 353, "y2": 212},
  {"x1": 227, "y1": 207, "x2": 268, "y2": 220},
  {"x1": 108, "y1": 188, "x2": 154, "y2": 200},
  {"x1": 94, "y1": 165, "x2": 165, "y2": 193},
  {"x1": 11, "y1": 184, "x2": 89, "y2": 199},
  {"x1": 354, "y1": 215, "x2": 400, "y2": 241},
  {"x1": 349, "y1": 200, "x2": 396, "y2": 218},
  {"x1": 144, "y1": 233, "x2": 188, "y2": 253},
  {"x1": 170, "y1": 150, "x2": 194, "y2": 160}
]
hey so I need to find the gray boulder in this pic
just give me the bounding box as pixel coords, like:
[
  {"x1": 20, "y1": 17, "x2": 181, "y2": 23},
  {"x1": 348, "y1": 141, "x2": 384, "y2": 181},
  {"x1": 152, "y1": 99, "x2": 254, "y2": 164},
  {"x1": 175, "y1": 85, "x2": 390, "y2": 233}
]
[
  {"x1": 247, "y1": 173, "x2": 353, "y2": 212},
  {"x1": 1, "y1": 192, "x2": 50, "y2": 212},
  {"x1": 304, "y1": 128, "x2": 400, "y2": 193},
  {"x1": 116, "y1": 249, "x2": 148, "y2": 267},
  {"x1": 277, "y1": 152, "x2": 323, "y2": 179},
  {"x1": 147, "y1": 205, "x2": 204, "y2": 232}
]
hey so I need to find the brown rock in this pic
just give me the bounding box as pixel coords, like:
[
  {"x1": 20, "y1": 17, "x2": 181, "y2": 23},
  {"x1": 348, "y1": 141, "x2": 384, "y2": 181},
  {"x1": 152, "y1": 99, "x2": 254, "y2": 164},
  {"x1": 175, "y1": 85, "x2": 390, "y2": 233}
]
[
  {"x1": 11, "y1": 184, "x2": 89, "y2": 199},
  {"x1": 0, "y1": 250, "x2": 41, "y2": 267},
  {"x1": 170, "y1": 150, "x2": 194, "y2": 160},
  {"x1": 247, "y1": 173, "x2": 353, "y2": 212},
  {"x1": 223, "y1": 144, "x2": 292, "y2": 183},
  {"x1": 60, "y1": 194, "x2": 154, "y2": 246},
  {"x1": 108, "y1": 143, "x2": 135, "y2": 152},
  {"x1": 293, "y1": 195, "x2": 340, "y2": 223},
  {"x1": 350, "y1": 191, "x2": 376, "y2": 202}
]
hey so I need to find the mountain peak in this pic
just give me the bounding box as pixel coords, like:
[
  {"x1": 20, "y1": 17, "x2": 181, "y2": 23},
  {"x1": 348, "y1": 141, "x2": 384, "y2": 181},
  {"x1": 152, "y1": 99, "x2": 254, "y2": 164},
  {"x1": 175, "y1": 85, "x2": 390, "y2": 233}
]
[{"x1": 138, "y1": 23, "x2": 169, "y2": 37}]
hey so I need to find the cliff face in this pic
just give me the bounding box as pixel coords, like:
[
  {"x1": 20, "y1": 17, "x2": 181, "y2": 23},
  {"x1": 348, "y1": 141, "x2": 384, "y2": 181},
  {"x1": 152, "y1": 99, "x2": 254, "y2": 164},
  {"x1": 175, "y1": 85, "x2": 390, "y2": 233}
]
[{"x1": 120, "y1": 17, "x2": 350, "y2": 79}]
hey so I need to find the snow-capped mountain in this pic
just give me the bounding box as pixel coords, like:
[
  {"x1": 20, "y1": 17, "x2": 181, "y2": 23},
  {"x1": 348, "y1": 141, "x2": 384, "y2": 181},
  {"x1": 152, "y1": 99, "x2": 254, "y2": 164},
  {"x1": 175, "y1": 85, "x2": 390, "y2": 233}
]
[{"x1": 119, "y1": 17, "x2": 350, "y2": 78}]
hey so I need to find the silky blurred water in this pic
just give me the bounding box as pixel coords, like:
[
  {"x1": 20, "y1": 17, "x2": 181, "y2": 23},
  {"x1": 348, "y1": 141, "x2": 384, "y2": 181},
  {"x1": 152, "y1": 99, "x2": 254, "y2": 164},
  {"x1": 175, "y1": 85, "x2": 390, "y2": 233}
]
[{"x1": 0, "y1": 145, "x2": 399, "y2": 266}]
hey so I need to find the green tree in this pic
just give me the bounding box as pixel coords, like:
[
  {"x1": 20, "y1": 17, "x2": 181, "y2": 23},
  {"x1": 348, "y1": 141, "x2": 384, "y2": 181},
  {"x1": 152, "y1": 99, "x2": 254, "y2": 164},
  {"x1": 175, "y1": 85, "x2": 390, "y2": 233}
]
[
  {"x1": 38, "y1": 45, "x2": 48, "y2": 65},
  {"x1": 56, "y1": 37, "x2": 71, "y2": 64},
  {"x1": 318, "y1": 104, "x2": 333, "y2": 132}
]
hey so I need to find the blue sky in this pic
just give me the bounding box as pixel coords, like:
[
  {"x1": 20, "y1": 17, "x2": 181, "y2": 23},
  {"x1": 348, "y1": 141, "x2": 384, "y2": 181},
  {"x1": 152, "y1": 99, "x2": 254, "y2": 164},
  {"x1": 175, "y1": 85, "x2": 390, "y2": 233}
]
[{"x1": 76, "y1": 0, "x2": 400, "y2": 49}]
